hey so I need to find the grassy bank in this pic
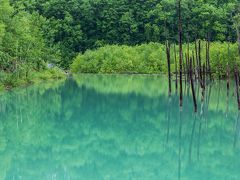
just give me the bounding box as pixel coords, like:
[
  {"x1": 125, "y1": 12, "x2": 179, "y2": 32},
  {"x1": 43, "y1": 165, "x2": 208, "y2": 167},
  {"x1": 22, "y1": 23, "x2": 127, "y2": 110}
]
[
  {"x1": 0, "y1": 67, "x2": 66, "y2": 91},
  {"x1": 71, "y1": 42, "x2": 239, "y2": 76}
]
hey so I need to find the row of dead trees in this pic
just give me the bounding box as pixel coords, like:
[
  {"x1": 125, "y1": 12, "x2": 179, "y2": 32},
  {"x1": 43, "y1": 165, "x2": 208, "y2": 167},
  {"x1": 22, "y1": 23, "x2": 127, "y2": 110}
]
[
  {"x1": 165, "y1": 39, "x2": 211, "y2": 112},
  {"x1": 165, "y1": 0, "x2": 240, "y2": 113}
]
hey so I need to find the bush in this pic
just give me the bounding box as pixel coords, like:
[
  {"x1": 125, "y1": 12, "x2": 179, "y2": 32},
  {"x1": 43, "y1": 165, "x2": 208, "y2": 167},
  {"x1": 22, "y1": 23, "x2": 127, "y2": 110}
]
[{"x1": 71, "y1": 42, "x2": 238, "y2": 76}]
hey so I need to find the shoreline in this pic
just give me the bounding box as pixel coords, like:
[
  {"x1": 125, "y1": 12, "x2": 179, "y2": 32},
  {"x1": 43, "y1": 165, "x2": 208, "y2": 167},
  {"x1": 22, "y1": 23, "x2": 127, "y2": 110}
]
[
  {"x1": 0, "y1": 72, "x2": 233, "y2": 92},
  {"x1": 0, "y1": 68, "x2": 67, "y2": 92}
]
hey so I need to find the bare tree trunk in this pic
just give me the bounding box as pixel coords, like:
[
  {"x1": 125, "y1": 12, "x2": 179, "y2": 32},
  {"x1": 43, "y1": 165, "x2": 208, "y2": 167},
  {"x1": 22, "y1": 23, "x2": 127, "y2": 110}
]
[
  {"x1": 192, "y1": 51, "x2": 197, "y2": 80},
  {"x1": 178, "y1": 0, "x2": 183, "y2": 107},
  {"x1": 190, "y1": 57, "x2": 197, "y2": 112},
  {"x1": 198, "y1": 40, "x2": 203, "y2": 87},
  {"x1": 227, "y1": 42, "x2": 230, "y2": 91},
  {"x1": 236, "y1": 27, "x2": 240, "y2": 55},
  {"x1": 234, "y1": 66, "x2": 240, "y2": 110},
  {"x1": 185, "y1": 53, "x2": 189, "y2": 83},
  {"x1": 195, "y1": 40, "x2": 199, "y2": 80},
  {"x1": 207, "y1": 39, "x2": 212, "y2": 81},
  {"x1": 166, "y1": 41, "x2": 172, "y2": 95},
  {"x1": 174, "y1": 44, "x2": 178, "y2": 91},
  {"x1": 202, "y1": 63, "x2": 206, "y2": 91},
  {"x1": 187, "y1": 41, "x2": 190, "y2": 83}
]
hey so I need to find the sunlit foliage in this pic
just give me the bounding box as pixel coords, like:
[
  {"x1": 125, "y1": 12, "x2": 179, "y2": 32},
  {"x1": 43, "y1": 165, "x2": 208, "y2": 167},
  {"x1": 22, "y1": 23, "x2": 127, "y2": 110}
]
[{"x1": 71, "y1": 42, "x2": 238, "y2": 76}]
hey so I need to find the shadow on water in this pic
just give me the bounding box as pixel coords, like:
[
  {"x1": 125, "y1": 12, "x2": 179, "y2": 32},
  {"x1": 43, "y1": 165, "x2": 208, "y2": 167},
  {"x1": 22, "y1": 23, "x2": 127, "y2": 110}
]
[{"x1": 0, "y1": 74, "x2": 240, "y2": 179}]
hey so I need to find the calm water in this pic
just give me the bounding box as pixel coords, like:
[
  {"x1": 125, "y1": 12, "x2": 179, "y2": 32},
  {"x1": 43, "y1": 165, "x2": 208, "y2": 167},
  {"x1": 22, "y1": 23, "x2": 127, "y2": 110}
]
[{"x1": 0, "y1": 74, "x2": 240, "y2": 180}]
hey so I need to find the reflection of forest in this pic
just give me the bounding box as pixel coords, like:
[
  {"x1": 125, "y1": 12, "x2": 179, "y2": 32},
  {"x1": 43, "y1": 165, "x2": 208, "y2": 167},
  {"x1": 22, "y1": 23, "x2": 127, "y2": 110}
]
[{"x1": 0, "y1": 75, "x2": 239, "y2": 179}]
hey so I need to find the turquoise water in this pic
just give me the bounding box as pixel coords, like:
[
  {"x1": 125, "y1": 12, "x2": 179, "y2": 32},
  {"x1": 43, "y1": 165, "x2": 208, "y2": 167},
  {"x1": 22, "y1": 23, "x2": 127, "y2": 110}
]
[{"x1": 0, "y1": 74, "x2": 240, "y2": 180}]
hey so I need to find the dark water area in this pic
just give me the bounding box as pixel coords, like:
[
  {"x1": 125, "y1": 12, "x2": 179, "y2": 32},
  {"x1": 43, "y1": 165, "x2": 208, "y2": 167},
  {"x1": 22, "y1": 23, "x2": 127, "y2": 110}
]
[{"x1": 0, "y1": 74, "x2": 239, "y2": 179}]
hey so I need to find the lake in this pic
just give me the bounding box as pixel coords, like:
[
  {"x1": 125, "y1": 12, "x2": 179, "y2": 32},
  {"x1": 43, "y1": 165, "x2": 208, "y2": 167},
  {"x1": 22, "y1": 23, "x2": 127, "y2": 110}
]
[{"x1": 0, "y1": 74, "x2": 239, "y2": 179}]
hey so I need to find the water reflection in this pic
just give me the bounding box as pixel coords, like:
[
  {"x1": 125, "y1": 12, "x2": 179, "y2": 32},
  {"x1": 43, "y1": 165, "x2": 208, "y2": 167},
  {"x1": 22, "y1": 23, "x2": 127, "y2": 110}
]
[{"x1": 0, "y1": 75, "x2": 239, "y2": 179}]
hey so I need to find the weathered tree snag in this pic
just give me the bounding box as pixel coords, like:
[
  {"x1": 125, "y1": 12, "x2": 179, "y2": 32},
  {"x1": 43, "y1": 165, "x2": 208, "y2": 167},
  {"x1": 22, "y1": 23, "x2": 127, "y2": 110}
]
[
  {"x1": 195, "y1": 40, "x2": 200, "y2": 81},
  {"x1": 185, "y1": 52, "x2": 190, "y2": 83},
  {"x1": 205, "y1": 40, "x2": 208, "y2": 72},
  {"x1": 234, "y1": 66, "x2": 240, "y2": 110},
  {"x1": 178, "y1": 0, "x2": 183, "y2": 107},
  {"x1": 227, "y1": 42, "x2": 230, "y2": 92},
  {"x1": 190, "y1": 57, "x2": 197, "y2": 112},
  {"x1": 207, "y1": 39, "x2": 212, "y2": 81},
  {"x1": 174, "y1": 44, "x2": 178, "y2": 91},
  {"x1": 198, "y1": 40, "x2": 203, "y2": 88},
  {"x1": 185, "y1": 53, "x2": 188, "y2": 82},
  {"x1": 183, "y1": 54, "x2": 188, "y2": 93},
  {"x1": 217, "y1": 53, "x2": 221, "y2": 81},
  {"x1": 203, "y1": 63, "x2": 206, "y2": 89},
  {"x1": 201, "y1": 63, "x2": 206, "y2": 102},
  {"x1": 192, "y1": 51, "x2": 197, "y2": 80},
  {"x1": 187, "y1": 41, "x2": 190, "y2": 82},
  {"x1": 166, "y1": 41, "x2": 172, "y2": 95}
]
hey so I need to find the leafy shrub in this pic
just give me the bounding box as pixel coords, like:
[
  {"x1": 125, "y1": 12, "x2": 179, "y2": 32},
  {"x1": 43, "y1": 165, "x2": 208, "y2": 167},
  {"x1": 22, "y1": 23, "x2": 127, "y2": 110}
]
[{"x1": 71, "y1": 42, "x2": 238, "y2": 76}]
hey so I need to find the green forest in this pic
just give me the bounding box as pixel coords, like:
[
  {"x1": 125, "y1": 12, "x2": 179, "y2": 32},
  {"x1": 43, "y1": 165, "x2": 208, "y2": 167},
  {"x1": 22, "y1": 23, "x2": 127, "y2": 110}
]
[{"x1": 0, "y1": 0, "x2": 240, "y2": 89}]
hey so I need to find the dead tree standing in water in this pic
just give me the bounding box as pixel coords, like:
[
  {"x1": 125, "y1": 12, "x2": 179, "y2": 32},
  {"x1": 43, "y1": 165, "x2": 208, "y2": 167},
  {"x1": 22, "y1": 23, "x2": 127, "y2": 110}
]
[
  {"x1": 206, "y1": 37, "x2": 212, "y2": 81},
  {"x1": 192, "y1": 50, "x2": 197, "y2": 81},
  {"x1": 208, "y1": 40, "x2": 212, "y2": 81},
  {"x1": 227, "y1": 42, "x2": 230, "y2": 92},
  {"x1": 178, "y1": 0, "x2": 183, "y2": 107},
  {"x1": 166, "y1": 41, "x2": 172, "y2": 95},
  {"x1": 198, "y1": 40, "x2": 203, "y2": 88},
  {"x1": 195, "y1": 40, "x2": 199, "y2": 79},
  {"x1": 234, "y1": 12, "x2": 240, "y2": 110},
  {"x1": 190, "y1": 57, "x2": 197, "y2": 112},
  {"x1": 234, "y1": 66, "x2": 240, "y2": 110},
  {"x1": 174, "y1": 44, "x2": 178, "y2": 91}
]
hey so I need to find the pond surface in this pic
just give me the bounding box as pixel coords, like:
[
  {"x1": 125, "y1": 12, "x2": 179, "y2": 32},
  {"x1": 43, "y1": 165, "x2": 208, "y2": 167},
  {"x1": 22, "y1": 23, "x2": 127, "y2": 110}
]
[{"x1": 0, "y1": 74, "x2": 240, "y2": 180}]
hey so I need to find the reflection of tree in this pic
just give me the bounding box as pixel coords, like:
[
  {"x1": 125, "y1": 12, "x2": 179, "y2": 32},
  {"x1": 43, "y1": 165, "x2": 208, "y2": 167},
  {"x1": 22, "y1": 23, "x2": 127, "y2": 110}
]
[
  {"x1": 74, "y1": 74, "x2": 169, "y2": 97},
  {"x1": 0, "y1": 75, "x2": 239, "y2": 179},
  {"x1": 178, "y1": 108, "x2": 182, "y2": 180},
  {"x1": 165, "y1": 96, "x2": 172, "y2": 145},
  {"x1": 234, "y1": 112, "x2": 240, "y2": 147},
  {"x1": 189, "y1": 114, "x2": 197, "y2": 162}
]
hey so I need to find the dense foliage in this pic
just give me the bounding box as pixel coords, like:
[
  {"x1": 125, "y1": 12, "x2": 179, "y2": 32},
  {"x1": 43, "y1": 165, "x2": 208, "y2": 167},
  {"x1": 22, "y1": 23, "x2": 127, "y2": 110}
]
[
  {"x1": 71, "y1": 42, "x2": 238, "y2": 75},
  {"x1": 10, "y1": 0, "x2": 240, "y2": 67},
  {"x1": 0, "y1": 0, "x2": 64, "y2": 89}
]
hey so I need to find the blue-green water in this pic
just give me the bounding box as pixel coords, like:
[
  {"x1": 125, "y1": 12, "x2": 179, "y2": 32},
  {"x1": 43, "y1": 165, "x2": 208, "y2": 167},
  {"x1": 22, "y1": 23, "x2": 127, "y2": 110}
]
[{"x1": 0, "y1": 74, "x2": 240, "y2": 180}]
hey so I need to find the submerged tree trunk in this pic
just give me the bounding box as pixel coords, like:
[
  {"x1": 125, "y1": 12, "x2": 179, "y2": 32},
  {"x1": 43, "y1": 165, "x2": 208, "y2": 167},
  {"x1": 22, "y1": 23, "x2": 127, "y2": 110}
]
[
  {"x1": 185, "y1": 53, "x2": 189, "y2": 83},
  {"x1": 234, "y1": 66, "x2": 240, "y2": 110},
  {"x1": 174, "y1": 44, "x2": 178, "y2": 92},
  {"x1": 166, "y1": 41, "x2": 172, "y2": 95},
  {"x1": 198, "y1": 40, "x2": 203, "y2": 87},
  {"x1": 178, "y1": 0, "x2": 183, "y2": 107},
  {"x1": 192, "y1": 51, "x2": 197, "y2": 81},
  {"x1": 195, "y1": 40, "x2": 199, "y2": 80},
  {"x1": 190, "y1": 57, "x2": 197, "y2": 112},
  {"x1": 187, "y1": 42, "x2": 190, "y2": 83},
  {"x1": 227, "y1": 42, "x2": 230, "y2": 91},
  {"x1": 206, "y1": 38, "x2": 212, "y2": 81},
  {"x1": 203, "y1": 63, "x2": 206, "y2": 92}
]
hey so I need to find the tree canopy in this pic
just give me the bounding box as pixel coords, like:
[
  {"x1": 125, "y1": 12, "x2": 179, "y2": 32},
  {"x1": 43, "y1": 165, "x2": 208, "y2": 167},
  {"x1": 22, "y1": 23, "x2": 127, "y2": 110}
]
[
  {"x1": 9, "y1": 0, "x2": 240, "y2": 67},
  {"x1": 0, "y1": 0, "x2": 63, "y2": 88}
]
